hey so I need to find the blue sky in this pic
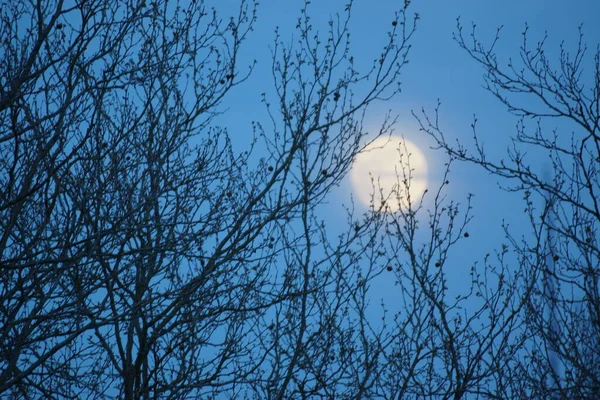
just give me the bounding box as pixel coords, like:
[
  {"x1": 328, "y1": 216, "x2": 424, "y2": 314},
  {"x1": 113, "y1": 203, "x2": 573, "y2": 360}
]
[{"x1": 213, "y1": 0, "x2": 600, "y2": 303}]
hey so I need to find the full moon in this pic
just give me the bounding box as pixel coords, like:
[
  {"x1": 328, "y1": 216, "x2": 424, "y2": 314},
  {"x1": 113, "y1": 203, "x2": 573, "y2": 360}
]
[{"x1": 350, "y1": 136, "x2": 428, "y2": 212}]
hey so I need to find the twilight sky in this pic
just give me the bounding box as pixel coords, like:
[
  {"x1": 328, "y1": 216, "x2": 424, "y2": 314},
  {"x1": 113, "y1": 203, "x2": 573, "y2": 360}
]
[{"x1": 213, "y1": 0, "x2": 600, "y2": 304}]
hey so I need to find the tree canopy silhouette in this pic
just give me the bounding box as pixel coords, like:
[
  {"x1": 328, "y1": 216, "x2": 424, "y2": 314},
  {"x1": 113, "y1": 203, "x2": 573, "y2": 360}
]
[{"x1": 1, "y1": 0, "x2": 598, "y2": 399}]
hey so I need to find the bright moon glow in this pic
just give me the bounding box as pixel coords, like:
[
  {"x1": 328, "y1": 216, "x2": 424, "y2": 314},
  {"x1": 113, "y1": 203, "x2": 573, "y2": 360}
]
[{"x1": 350, "y1": 136, "x2": 428, "y2": 212}]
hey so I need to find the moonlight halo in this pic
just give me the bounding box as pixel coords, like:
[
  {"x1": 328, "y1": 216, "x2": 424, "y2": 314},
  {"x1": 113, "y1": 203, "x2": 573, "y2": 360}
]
[{"x1": 350, "y1": 135, "x2": 428, "y2": 212}]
